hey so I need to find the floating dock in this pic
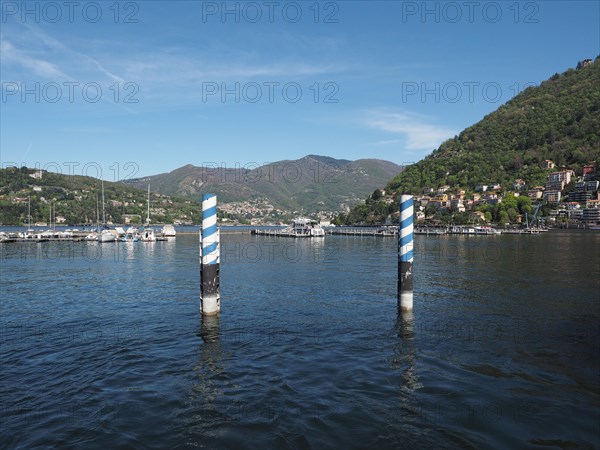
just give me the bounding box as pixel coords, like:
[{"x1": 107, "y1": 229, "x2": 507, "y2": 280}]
[
  {"x1": 327, "y1": 227, "x2": 397, "y2": 237},
  {"x1": 251, "y1": 228, "x2": 319, "y2": 238}
]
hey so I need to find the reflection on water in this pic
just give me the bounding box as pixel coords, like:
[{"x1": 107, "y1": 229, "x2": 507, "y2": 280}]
[
  {"x1": 392, "y1": 311, "x2": 421, "y2": 392},
  {"x1": 181, "y1": 317, "x2": 229, "y2": 446},
  {"x1": 199, "y1": 314, "x2": 221, "y2": 344},
  {"x1": 1, "y1": 230, "x2": 599, "y2": 449}
]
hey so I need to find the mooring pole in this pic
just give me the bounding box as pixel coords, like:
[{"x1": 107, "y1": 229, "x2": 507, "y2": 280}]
[
  {"x1": 398, "y1": 194, "x2": 414, "y2": 311},
  {"x1": 200, "y1": 193, "x2": 220, "y2": 316}
]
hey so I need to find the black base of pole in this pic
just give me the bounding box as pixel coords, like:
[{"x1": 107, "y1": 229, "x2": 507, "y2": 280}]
[{"x1": 398, "y1": 261, "x2": 413, "y2": 298}]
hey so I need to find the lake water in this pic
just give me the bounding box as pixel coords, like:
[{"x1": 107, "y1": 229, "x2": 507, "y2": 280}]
[{"x1": 1, "y1": 230, "x2": 599, "y2": 449}]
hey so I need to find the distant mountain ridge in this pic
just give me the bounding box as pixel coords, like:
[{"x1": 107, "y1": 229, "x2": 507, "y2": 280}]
[{"x1": 122, "y1": 155, "x2": 403, "y2": 213}]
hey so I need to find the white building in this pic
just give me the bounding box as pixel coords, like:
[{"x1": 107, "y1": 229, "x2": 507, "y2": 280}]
[{"x1": 548, "y1": 170, "x2": 575, "y2": 185}]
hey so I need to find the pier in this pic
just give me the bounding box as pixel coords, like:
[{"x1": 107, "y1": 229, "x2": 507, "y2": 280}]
[
  {"x1": 327, "y1": 227, "x2": 397, "y2": 237},
  {"x1": 413, "y1": 225, "x2": 549, "y2": 235},
  {"x1": 251, "y1": 228, "x2": 310, "y2": 238}
]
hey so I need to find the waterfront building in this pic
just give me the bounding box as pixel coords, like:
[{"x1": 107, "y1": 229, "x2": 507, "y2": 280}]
[{"x1": 582, "y1": 208, "x2": 600, "y2": 224}]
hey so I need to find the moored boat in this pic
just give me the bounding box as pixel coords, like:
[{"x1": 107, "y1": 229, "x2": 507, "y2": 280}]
[
  {"x1": 120, "y1": 232, "x2": 139, "y2": 242},
  {"x1": 99, "y1": 229, "x2": 117, "y2": 243},
  {"x1": 140, "y1": 228, "x2": 157, "y2": 242},
  {"x1": 84, "y1": 232, "x2": 99, "y2": 241},
  {"x1": 161, "y1": 224, "x2": 177, "y2": 238}
]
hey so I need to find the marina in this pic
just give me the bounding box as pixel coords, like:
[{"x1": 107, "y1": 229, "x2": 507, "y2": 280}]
[
  {"x1": 0, "y1": 225, "x2": 175, "y2": 243},
  {"x1": 1, "y1": 224, "x2": 562, "y2": 244}
]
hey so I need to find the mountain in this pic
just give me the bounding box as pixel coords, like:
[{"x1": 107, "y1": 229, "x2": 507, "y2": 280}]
[
  {"x1": 0, "y1": 166, "x2": 201, "y2": 226},
  {"x1": 336, "y1": 58, "x2": 600, "y2": 225},
  {"x1": 122, "y1": 155, "x2": 403, "y2": 214}
]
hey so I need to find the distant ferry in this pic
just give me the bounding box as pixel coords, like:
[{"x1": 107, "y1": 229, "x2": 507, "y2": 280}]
[
  {"x1": 289, "y1": 218, "x2": 325, "y2": 237},
  {"x1": 252, "y1": 218, "x2": 325, "y2": 238}
]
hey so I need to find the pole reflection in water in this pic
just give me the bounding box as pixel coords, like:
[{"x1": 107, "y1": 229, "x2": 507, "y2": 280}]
[
  {"x1": 181, "y1": 315, "x2": 227, "y2": 445},
  {"x1": 199, "y1": 314, "x2": 221, "y2": 344},
  {"x1": 392, "y1": 311, "x2": 421, "y2": 392}
]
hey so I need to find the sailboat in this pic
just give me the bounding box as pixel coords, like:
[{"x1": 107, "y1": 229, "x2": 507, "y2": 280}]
[
  {"x1": 27, "y1": 196, "x2": 32, "y2": 232},
  {"x1": 84, "y1": 194, "x2": 101, "y2": 240},
  {"x1": 140, "y1": 184, "x2": 156, "y2": 242},
  {"x1": 22, "y1": 196, "x2": 38, "y2": 240},
  {"x1": 98, "y1": 180, "x2": 116, "y2": 243}
]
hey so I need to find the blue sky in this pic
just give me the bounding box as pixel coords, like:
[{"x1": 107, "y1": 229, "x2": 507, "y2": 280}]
[{"x1": 1, "y1": 1, "x2": 599, "y2": 181}]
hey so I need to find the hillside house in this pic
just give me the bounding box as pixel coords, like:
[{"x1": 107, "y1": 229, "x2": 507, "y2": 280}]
[
  {"x1": 543, "y1": 190, "x2": 561, "y2": 203},
  {"x1": 528, "y1": 188, "x2": 544, "y2": 201},
  {"x1": 471, "y1": 211, "x2": 486, "y2": 222},
  {"x1": 548, "y1": 170, "x2": 575, "y2": 185},
  {"x1": 513, "y1": 179, "x2": 526, "y2": 190}
]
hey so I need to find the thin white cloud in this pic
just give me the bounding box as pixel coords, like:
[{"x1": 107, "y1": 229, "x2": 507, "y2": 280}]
[
  {"x1": 26, "y1": 24, "x2": 126, "y2": 83},
  {"x1": 4, "y1": 24, "x2": 125, "y2": 84},
  {"x1": 1, "y1": 40, "x2": 67, "y2": 79},
  {"x1": 2, "y1": 22, "x2": 346, "y2": 113},
  {"x1": 366, "y1": 110, "x2": 456, "y2": 151},
  {"x1": 4, "y1": 22, "x2": 346, "y2": 109},
  {"x1": 120, "y1": 55, "x2": 342, "y2": 84},
  {"x1": 373, "y1": 139, "x2": 404, "y2": 146},
  {"x1": 83, "y1": 56, "x2": 125, "y2": 83}
]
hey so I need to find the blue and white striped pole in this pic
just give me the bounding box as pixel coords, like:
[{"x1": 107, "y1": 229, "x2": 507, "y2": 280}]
[
  {"x1": 398, "y1": 195, "x2": 414, "y2": 311},
  {"x1": 200, "y1": 193, "x2": 220, "y2": 316}
]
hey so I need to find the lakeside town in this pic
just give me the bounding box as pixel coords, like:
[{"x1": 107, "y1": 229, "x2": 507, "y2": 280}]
[
  {"x1": 1, "y1": 161, "x2": 600, "y2": 230},
  {"x1": 365, "y1": 160, "x2": 599, "y2": 229}
]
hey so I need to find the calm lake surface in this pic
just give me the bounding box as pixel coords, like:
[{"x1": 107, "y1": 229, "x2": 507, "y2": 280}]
[{"x1": 1, "y1": 230, "x2": 599, "y2": 449}]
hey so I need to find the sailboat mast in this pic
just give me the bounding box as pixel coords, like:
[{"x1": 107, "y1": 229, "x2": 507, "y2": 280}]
[
  {"x1": 146, "y1": 184, "x2": 150, "y2": 225},
  {"x1": 96, "y1": 193, "x2": 99, "y2": 227},
  {"x1": 101, "y1": 180, "x2": 106, "y2": 225},
  {"x1": 28, "y1": 196, "x2": 31, "y2": 229}
]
